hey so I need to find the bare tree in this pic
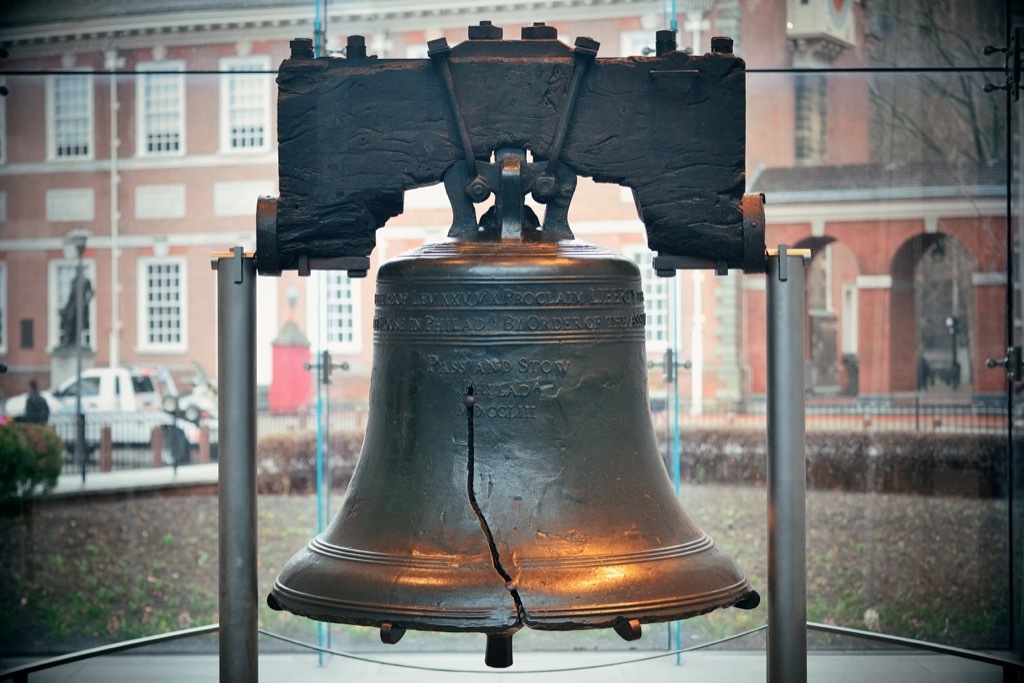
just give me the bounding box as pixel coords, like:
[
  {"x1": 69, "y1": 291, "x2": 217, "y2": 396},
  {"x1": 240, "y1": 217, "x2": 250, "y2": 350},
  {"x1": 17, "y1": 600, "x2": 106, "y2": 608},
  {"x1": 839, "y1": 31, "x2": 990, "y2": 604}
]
[{"x1": 866, "y1": 0, "x2": 1005, "y2": 165}]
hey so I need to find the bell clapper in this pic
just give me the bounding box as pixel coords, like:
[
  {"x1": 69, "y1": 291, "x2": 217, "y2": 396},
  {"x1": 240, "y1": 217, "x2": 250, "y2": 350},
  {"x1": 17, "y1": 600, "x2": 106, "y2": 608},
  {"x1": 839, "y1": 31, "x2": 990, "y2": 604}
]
[{"x1": 485, "y1": 632, "x2": 515, "y2": 669}]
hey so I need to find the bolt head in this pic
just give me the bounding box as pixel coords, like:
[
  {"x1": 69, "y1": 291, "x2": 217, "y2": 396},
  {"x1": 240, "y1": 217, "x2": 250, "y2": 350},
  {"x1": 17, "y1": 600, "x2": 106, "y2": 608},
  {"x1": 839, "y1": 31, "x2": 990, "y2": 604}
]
[
  {"x1": 573, "y1": 36, "x2": 600, "y2": 57},
  {"x1": 710, "y1": 36, "x2": 734, "y2": 54},
  {"x1": 522, "y1": 23, "x2": 558, "y2": 40},
  {"x1": 427, "y1": 38, "x2": 451, "y2": 58},
  {"x1": 469, "y1": 21, "x2": 503, "y2": 40},
  {"x1": 532, "y1": 175, "x2": 557, "y2": 202},
  {"x1": 289, "y1": 38, "x2": 314, "y2": 59},
  {"x1": 465, "y1": 177, "x2": 491, "y2": 202}
]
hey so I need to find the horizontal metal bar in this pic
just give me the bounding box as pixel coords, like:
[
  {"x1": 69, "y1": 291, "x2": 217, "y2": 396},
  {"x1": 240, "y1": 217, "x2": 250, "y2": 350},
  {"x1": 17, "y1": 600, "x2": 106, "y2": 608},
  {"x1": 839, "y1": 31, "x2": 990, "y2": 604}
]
[
  {"x1": 257, "y1": 625, "x2": 769, "y2": 674},
  {"x1": 0, "y1": 624, "x2": 219, "y2": 682},
  {"x1": 4, "y1": 621, "x2": 1019, "y2": 679},
  {"x1": 0, "y1": 66, "x2": 1004, "y2": 77},
  {"x1": 807, "y1": 622, "x2": 1024, "y2": 672}
]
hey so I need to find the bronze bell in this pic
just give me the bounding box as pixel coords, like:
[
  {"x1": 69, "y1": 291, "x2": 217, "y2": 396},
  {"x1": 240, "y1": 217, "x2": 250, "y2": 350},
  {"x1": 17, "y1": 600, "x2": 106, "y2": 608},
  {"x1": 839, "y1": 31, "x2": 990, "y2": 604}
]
[{"x1": 269, "y1": 150, "x2": 759, "y2": 667}]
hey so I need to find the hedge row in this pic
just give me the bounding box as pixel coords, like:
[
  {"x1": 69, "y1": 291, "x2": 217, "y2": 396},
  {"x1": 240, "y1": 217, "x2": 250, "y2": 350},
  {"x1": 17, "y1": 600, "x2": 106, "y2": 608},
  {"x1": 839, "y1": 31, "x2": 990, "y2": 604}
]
[
  {"x1": 667, "y1": 429, "x2": 1009, "y2": 498},
  {"x1": 255, "y1": 432, "x2": 362, "y2": 495},
  {"x1": 254, "y1": 428, "x2": 1010, "y2": 499}
]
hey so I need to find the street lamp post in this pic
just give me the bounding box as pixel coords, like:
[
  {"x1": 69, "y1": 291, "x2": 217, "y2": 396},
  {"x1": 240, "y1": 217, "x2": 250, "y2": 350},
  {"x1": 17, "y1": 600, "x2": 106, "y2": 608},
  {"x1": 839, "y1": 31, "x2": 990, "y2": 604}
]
[
  {"x1": 67, "y1": 228, "x2": 89, "y2": 483},
  {"x1": 945, "y1": 315, "x2": 960, "y2": 390}
]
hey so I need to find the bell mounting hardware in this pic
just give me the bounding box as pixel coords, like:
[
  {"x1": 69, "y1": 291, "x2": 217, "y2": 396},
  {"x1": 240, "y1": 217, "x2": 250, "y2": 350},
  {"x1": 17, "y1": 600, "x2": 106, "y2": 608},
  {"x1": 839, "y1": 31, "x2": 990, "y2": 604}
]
[{"x1": 256, "y1": 22, "x2": 765, "y2": 278}]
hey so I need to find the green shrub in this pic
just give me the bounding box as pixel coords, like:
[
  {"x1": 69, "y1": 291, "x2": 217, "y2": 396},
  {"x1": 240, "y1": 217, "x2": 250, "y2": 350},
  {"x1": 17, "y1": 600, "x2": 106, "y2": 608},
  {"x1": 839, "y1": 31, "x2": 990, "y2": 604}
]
[
  {"x1": 0, "y1": 422, "x2": 64, "y2": 503},
  {"x1": 256, "y1": 431, "x2": 363, "y2": 494}
]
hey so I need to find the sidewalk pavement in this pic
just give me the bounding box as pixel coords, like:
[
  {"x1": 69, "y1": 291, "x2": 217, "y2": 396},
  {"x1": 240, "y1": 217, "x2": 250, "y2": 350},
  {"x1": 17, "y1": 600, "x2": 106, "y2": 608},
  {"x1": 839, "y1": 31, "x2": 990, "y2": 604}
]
[{"x1": 44, "y1": 462, "x2": 219, "y2": 500}]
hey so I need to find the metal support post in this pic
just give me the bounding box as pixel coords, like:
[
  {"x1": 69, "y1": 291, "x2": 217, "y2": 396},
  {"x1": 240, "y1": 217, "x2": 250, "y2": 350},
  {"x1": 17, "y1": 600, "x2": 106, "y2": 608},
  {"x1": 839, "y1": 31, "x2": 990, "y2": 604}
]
[
  {"x1": 75, "y1": 262, "x2": 86, "y2": 483},
  {"x1": 215, "y1": 248, "x2": 258, "y2": 683},
  {"x1": 766, "y1": 245, "x2": 808, "y2": 683}
]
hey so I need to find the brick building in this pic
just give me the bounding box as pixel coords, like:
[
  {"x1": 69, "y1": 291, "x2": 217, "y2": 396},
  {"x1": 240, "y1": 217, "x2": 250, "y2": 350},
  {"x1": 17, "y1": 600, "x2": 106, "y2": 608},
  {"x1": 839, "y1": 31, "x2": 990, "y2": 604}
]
[{"x1": 0, "y1": 0, "x2": 1007, "y2": 411}]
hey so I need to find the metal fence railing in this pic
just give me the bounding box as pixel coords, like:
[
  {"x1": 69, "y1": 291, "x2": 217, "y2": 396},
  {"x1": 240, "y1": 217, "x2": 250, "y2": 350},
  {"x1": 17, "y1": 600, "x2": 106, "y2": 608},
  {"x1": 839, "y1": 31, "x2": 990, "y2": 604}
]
[
  {"x1": 256, "y1": 409, "x2": 368, "y2": 437},
  {"x1": 47, "y1": 411, "x2": 215, "y2": 475},
  {"x1": 650, "y1": 393, "x2": 1008, "y2": 434},
  {"x1": 49, "y1": 395, "x2": 1007, "y2": 475}
]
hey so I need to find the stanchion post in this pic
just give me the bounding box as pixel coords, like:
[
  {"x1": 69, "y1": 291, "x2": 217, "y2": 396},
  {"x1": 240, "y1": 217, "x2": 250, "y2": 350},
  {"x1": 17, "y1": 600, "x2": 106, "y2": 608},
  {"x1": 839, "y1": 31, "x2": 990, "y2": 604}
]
[
  {"x1": 214, "y1": 248, "x2": 258, "y2": 683},
  {"x1": 766, "y1": 245, "x2": 808, "y2": 683}
]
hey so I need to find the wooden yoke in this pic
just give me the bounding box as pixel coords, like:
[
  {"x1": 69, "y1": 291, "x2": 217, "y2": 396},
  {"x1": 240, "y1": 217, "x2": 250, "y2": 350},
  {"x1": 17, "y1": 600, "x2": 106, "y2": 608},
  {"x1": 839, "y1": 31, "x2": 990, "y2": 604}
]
[{"x1": 256, "y1": 23, "x2": 765, "y2": 277}]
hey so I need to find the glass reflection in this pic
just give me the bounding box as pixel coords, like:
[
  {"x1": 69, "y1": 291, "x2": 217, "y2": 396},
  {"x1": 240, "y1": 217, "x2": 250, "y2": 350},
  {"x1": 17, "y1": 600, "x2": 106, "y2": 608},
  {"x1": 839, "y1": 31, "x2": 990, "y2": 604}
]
[{"x1": 0, "y1": 0, "x2": 1015, "y2": 666}]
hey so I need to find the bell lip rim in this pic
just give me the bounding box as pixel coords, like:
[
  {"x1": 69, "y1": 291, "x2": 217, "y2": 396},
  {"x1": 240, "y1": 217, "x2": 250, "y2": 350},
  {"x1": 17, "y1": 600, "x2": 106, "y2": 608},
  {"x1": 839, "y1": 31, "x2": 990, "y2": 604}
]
[
  {"x1": 266, "y1": 579, "x2": 756, "y2": 634},
  {"x1": 267, "y1": 576, "x2": 755, "y2": 632}
]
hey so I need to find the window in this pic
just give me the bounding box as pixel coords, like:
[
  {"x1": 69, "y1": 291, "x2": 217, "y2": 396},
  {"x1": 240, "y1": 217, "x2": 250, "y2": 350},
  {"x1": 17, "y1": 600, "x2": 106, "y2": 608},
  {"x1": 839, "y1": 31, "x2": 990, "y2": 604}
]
[
  {"x1": 56, "y1": 375, "x2": 101, "y2": 398},
  {"x1": 132, "y1": 375, "x2": 156, "y2": 394},
  {"x1": 219, "y1": 56, "x2": 270, "y2": 152},
  {"x1": 47, "y1": 73, "x2": 93, "y2": 159},
  {"x1": 323, "y1": 271, "x2": 361, "y2": 352},
  {"x1": 48, "y1": 259, "x2": 96, "y2": 350},
  {"x1": 137, "y1": 61, "x2": 185, "y2": 156},
  {"x1": 628, "y1": 247, "x2": 673, "y2": 348},
  {"x1": 619, "y1": 30, "x2": 653, "y2": 57},
  {"x1": 137, "y1": 257, "x2": 187, "y2": 352}
]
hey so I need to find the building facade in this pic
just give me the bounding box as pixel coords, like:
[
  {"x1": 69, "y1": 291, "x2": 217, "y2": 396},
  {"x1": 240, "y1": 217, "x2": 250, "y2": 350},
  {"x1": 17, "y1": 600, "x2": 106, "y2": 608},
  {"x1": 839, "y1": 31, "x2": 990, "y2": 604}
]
[{"x1": 0, "y1": 0, "x2": 1008, "y2": 411}]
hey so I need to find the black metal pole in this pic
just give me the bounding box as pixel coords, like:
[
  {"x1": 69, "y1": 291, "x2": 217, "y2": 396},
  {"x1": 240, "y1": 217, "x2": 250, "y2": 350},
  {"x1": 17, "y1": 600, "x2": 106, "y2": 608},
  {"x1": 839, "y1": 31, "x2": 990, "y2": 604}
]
[
  {"x1": 215, "y1": 248, "x2": 258, "y2": 683},
  {"x1": 766, "y1": 246, "x2": 808, "y2": 683}
]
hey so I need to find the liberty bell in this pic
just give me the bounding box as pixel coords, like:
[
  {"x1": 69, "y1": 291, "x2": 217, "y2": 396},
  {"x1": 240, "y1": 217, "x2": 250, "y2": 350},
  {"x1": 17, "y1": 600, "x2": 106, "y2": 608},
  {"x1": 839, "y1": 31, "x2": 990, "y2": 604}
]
[{"x1": 263, "y1": 25, "x2": 764, "y2": 668}]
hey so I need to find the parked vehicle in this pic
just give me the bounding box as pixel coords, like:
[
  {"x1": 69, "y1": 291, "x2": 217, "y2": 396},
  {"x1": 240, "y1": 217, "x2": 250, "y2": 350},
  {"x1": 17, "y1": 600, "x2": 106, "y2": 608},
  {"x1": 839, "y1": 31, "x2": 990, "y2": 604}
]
[
  {"x1": 5, "y1": 366, "x2": 174, "y2": 416},
  {"x1": 165, "y1": 361, "x2": 218, "y2": 423},
  {"x1": 4, "y1": 366, "x2": 217, "y2": 464}
]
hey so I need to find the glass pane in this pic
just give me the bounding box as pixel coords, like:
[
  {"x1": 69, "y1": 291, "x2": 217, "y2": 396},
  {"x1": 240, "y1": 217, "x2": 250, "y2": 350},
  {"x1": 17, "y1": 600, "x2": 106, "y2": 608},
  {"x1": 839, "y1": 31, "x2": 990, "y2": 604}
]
[
  {"x1": 748, "y1": 70, "x2": 1010, "y2": 650},
  {"x1": 0, "y1": 0, "x2": 1015, "y2": 673},
  {"x1": 1012, "y1": 46, "x2": 1024, "y2": 663},
  {"x1": 864, "y1": 0, "x2": 1007, "y2": 69},
  {"x1": 744, "y1": 0, "x2": 1006, "y2": 70}
]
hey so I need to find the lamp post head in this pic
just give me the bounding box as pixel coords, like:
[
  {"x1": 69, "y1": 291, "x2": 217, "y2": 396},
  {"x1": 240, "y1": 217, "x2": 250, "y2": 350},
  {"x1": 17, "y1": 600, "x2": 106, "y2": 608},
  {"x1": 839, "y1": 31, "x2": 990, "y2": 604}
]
[{"x1": 66, "y1": 228, "x2": 90, "y2": 257}]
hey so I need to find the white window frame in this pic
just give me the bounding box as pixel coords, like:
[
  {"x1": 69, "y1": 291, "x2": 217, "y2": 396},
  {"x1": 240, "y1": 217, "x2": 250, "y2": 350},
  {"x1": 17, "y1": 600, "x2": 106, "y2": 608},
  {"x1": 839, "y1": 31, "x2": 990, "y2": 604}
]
[
  {"x1": 620, "y1": 30, "x2": 654, "y2": 57},
  {"x1": 46, "y1": 72, "x2": 94, "y2": 161},
  {"x1": 219, "y1": 56, "x2": 271, "y2": 153},
  {"x1": 627, "y1": 246, "x2": 675, "y2": 352},
  {"x1": 308, "y1": 271, "x2": 362, "y2": 355},
  {"x1": 136, "y1": 60, "x2": 186, "y2": 157},
  {"x1": 136, "y1": 256, "x2": 188, "y2": 353},
  {"x1": 0, "y1": 262, "x2": 7, "y2": 355},
  {"x1": 48, "y1": 259, "x2": 97, "y2": 351}
]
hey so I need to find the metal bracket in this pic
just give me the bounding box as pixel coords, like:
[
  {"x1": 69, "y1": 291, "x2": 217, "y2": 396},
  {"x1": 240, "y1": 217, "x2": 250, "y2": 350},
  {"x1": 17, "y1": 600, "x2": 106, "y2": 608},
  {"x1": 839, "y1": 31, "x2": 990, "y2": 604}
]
[
  {"x1": 498, "y1": 153, "x2": 524, "y2": 239},
  {"x1": 984, "y1": 27, "x2": 1021, "y2": 101},
  {"x1": 429, "y1": 38, "x2": 490, "y2": 203},
  {"x1": 533, "y1": 36, "x2": 598, "y2": 201},
  {"x1": 765, "y1": 245, "x2": 812, "y2": 283},
  {"x1": 985, "y1": 346, "x2": 1023, "y2": 383},
  {"x1": 209, "y1": 248, "x2": 255, "y2": 277},
  {"x1": 304, "y1": 349, "x2": 350, "y2": 386}
]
